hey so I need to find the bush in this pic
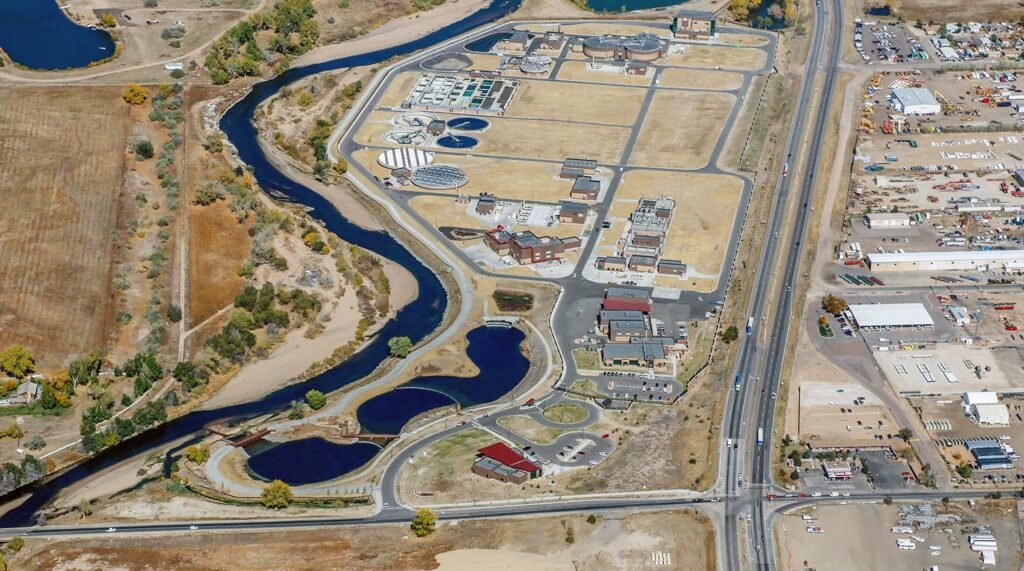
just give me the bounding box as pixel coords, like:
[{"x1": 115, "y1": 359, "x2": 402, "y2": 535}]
[
  {"x1": 25, "y1": 435, "x2": 46, "y2": 451},
  {"x1": 144, "y1": 0, "x2": 158, "y2": 6},
  {"x1": 261, "y1": 480, "x2": 293, "y2": 509},
  {"x1": 720, "y1": 326, "x2": 739, "y2": 344},
  {"x1": 97, "y1": 12, "x2": 117, "y2": 28},
  {"x1": 305, "y1": 389, "x2": 327, "y2": 410},
  {"x1": 388, "y1": 336, "x2": 413, "y2": 358},
  {"x1": 161, "y1": 26, "x2": 186, "y2": 40},
  {"x1": 134, "y1": 139, "x2": 155, "y2": 160},
  {"x1": 7, "y1": 536, "x2": 23, "y2": 552},
  {"x1": 122, "y1": 84, "x2": 147, "y2": 105},
  {"x1": 410, "y1": 508, "x2": 437, "y2": 537},
  {"x1": 169, "y1": 68, "x2": 184, "y2": 78}
]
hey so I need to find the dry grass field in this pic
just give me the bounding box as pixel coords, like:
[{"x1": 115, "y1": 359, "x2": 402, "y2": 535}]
[
  {"x1": 892, "y1": 0, "x2": 1024, "y2": 21},
  {"x1": 659, "y1": 68, "x2": 744, "y2": 91},
  {"x1": 718, "y1": 32, "x2": 771, "y2": 47},
  {"x1": 630, "y1": 91, "x2": 735, "y2": 169},
  {"x1": 473, "y1": 117, "x2": 630, "y2": 163},
  {"x1": 666, "y1": 45, "x2": 767, "y2": 71},
  {"x1": 509, "y1": 81, "x2": 642, "y2": 126},
  {"x1": 13, "y1": 509, "x2": 714, "y2": 570},
  {"x1": 0, "y1": 87, "x2": 130, "y2": 368},
  {"x1": 614, "y1": 170, "x2": 743, "y2": 287},
  {"x1": 556, "y1": 61, "x2": 653, "y2": 86}
]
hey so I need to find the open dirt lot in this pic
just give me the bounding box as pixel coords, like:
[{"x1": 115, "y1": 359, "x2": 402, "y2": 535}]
[
  {"x1": 665, "y1": 45, "x2": 767, "y2": 71},
  {"x1": 875, "y1": 345, "x2": 1024, "y2": 395},
  {"x1": 717, "y1": 32, "x2": 771, "y2": 47},
  {"x1": 14, "y1": 509, "x2": 714, "y2": 571},
  {"x1": 555, "y1": 61, "x2": 653, "y2": 86},
  {"x1": 556, "y1": 22, "x2": 671, "y2": 38},
  {"x1": 0, "y1": 86, "x2": 130, "y2": 368},
  {"x1": 614, "y1": 170, "x2": 743, "y2": 280},
  {"x1": 658, "y1": 68, "x2": 744, "y2": 91},
  {"x1": 629, "y1": 91, "x2": 735, "y2": 169},
  {"x1": 798, "y1": 382, "x2": 902, "y2": 448},
  {"x1": 775, "y1": 501, "x2": 1023, "y2": 571}
]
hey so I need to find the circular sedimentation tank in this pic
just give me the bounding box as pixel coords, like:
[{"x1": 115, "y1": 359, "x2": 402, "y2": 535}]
[
  {"x1": 436, "y1": 134, "x2": 479, "y2": 149},
  {"x1": 446, "y1": 117, "x2": 490, "y2": 131}
]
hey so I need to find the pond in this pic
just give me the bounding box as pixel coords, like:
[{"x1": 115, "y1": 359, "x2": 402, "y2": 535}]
[
  {"x1": 0, "y1": 1, "x2": 116, "y2": 70},
  {"x1": 246, "y1": 439, "x2": 381, "y2": 486},
  {"x1": 465, "y1": 31, "x2": 512, "y2": 53}
]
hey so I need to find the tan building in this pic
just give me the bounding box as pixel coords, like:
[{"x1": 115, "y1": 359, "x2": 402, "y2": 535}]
[{"x1": 672, "y1": 10, "x2": 719, "y2": 40}]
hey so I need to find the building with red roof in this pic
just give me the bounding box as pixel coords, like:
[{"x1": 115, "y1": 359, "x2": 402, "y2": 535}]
[{"x1": 472, "y1": 443, "x2": 541, "y2": 484}]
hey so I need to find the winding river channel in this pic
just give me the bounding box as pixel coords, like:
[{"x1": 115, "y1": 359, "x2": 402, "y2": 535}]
[{"x1": 0, "y1": 0, "x2": 522, "y2": 528}]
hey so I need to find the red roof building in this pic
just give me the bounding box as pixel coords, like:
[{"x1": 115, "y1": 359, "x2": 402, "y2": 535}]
[
  {"x1": 602, "y1": 298, "x2": 651, "y2": 313},
  {"x1": 477, "y1": 443, "x2": 541, "y2": 476}
]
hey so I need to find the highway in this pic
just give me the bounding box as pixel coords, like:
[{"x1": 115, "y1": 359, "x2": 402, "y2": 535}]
[{"x1": 721, "y1": 0, "x2": 843, "y2": 568}]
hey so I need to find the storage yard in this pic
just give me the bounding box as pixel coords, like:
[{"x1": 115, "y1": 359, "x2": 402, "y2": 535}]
[{"x1": 346, "y1": 19, "x2": 771, "y2": 285}]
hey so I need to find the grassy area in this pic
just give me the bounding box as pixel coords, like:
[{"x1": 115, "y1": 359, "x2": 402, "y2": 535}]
[
  {"x1": 492, "y1": 289, "x2": 535, "y2": 312},
  {"x1": 676, "y1": 321, "x2": 714, "y2": 388},
  {"x1": 569, "y1": 379, "x2": 602, "y2": 398},
  {"x1": 541, "y1": 403, "x2": 589, "y2": 424},
  {"x1": 572, "y1": 348, "x2": 601, "y2": 371},
  {"x1": 497, "y1": 415, "x2": 566, "y2": 444},
  {"x1": 740, "y1": 73, "x2": 794, "y2": 172}
]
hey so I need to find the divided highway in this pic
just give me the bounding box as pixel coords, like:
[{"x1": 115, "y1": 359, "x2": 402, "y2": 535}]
[{"x1": 722, "y1": 0, "x2": 843, "y2": 568}]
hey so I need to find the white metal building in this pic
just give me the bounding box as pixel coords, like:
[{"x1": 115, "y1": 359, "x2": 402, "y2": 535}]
[
  {"x1": 973, "y1": 403, "x2": 1010, "y2": 425},
  {"x1": 891, "y1": 88, "x2": 941, "y2": 115},
  {"x1": 849, "y1": 303, "x2": 934, "y2": 328},
  {"x1": 963, "y1": 391, "x2": 999, "y2": 406},
  {"x1": 865, "y1": 250, "x2": 1024, "y2": 272},
  {"x1": 865, "y1": 212, "x2": 912, "y2": 228},
  {"x1": 948, "y1": 306, "x2": 970, "y2": 326}
]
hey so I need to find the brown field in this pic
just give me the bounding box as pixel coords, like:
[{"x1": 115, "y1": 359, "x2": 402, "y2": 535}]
[
  {"x1": 717, "y1": 32, "x2": 771, "y2": 47},
  {"x1": 14, "y1": 509, "x2": 714, "y2": 571},
  {"x1": 508, "y1": 80, "x2": 642, "y2": 126},
  {"x1": 556, "y1": 61, "x2": 653, "y2": 86},
  {"x1": 470, "y1": 117, "x2": 630, "y2": 163},
  {"x1": 892, "y1": 0, "x2": 1024, "y2": 21},
  {"x1": 556, "y1": 22, "x2": 671, "y2": 38},
  {"x1": 614, "y1": 170, "x2": 743, "y2": 287},
  {"x1": 0, "y1": 87, "x2": 129, "y2": 369},
  {"x1": 629, "y1": 91, "x2": 735, "y2": 169},
  {"x1": 665, "y1": 45, "x2": 767, "y2": 71},
  {"x1": 659, "y1": 68, "x2": 744, "y2": 91}
]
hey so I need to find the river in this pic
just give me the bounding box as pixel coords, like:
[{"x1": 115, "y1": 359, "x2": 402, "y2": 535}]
[{"x1": 0, "y1": 0, "x2": 520, "y2": 528}]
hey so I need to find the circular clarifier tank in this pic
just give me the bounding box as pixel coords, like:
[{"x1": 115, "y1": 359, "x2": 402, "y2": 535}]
[
  {"x1": 446, "y1": 117, "x2": 489, "y2": 131},
  {"x1": 435, "y1": 134, "x2": 479, "y2": 149}
]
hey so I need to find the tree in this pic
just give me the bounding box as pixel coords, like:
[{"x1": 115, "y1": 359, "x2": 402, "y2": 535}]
[
  {"x1": 97, "y1": 12, "x2": 117, "y2": 27},
  {"x1": 720, "y1": 326, "x2": 739, "y2": 344},
  {"x1": 24, "y1": 435, "x2": 46, "y2": 451},
  {"x1": 388, "y1": 336, "x2": 413, "y2": 358},
  {"x1": 185, "y1": 444, "x2": 210, "y2": 464},
  {"x1": 6, "y1": 536, "x2": 23, "y2": 552},
  {"x1": 0, "y1": 346, "x2": 34, "y2": 379},
  {"x1": 167, "y1": 304, "x2": 182, "y2": 323},
  {"x1": 122, "y1": 84, "x2": 148, "y2": 105},
  {"x1": 897, "y1": 428, "x2": 913, "y2": 443},
  {"x1": 586, "y1": 514, "x2": 598, "y2": 525},
  {"x1": 790, "y1": 469, "x2": 800, "y2": 480},
  {"x1": 410, "y1": 508, "x2": 437, "y2": 537},
  {"x1": 956, "y1": 462, "x2": 973, "y2": 479},
  {"x1": 883, "y1": 495, "x2": 892, "y2": 505},
  {"x1": 134, "y1": 139, "x2": 155, "y2": 160},
  {"x1": 821, "y1": 295, "x2": 849, "y2": 316},
  {"x1": 288, "y1": 400, "x2": 305, "y2": 420},
  {"x1": 305, "y1": 389, "x2": 327, "y2": 410},
  {"x1": 260, "y1": 479, "x2": 293, "y2": 509}
]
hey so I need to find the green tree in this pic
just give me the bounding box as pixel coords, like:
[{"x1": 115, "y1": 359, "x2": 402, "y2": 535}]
[
  {"x1": 167, "y1": 304, "x2": 182, "y2": 323},
  {"x1": 305, "y1": 389, "x2": 327, "y2": 410},
  {"x1": 720, "y1": 326, "x2": 739, "y2": 344},
  {"x1": 135, "y1": 139, "x2": 155, "y2": 160},
  {"x1": 897, "y1": 428, "x2": 913, "y2": 443},
  {"x1": 185, "y1": 444, "x2": 210, "y2": 464},
  {"x1": 790, "y1": 469, "x2": 800, "y2": 480},
  {"x1": 288, "y1": 400, "x2": 305, "y2": 420},
  {"x1": 956, "y1": 462, "x2": 973, "y2": 479},
  {"x1": 0, "y1": 346, "x2": 35, "y2": 379},
  {"x1": 25, "y1": 435, "x2": 46, "y2": 451},
  {"x1": 410, "y1": 508, "x2": 437, "y2": 537},
  {"x1": 6, "y1": 536, "x2": 23, "y2": 552},
  {"x1": 388, "y1": 336, "x2": 413, "y2": 358},
  {"x1": 260, "y1": 479, "x2": 293, "y2": 509}
]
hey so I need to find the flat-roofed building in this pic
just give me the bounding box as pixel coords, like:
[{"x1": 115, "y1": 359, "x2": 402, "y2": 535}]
[
  {"x1": 558, "y1": 201, "x2": 588, "y2": 224},
  {"x1": 560, "y1": 158, "x2": 598, "y2": 179},
  {"x1": 427, "y1": 119, "x2": 447, "y2": 135},
  {"x1": 823, "y1": 460, "x2": 854, "y2": 480},
  {"x1": 973, "y1": 403, "x2": 1010, "y2": 425},
  {"x1": 865, "y1": 212, "x2": 912, "y2": 228},
  {"x1": 628, "y1": 255, "x2": 657, "y2": 273},
  {"x1": 507, "y1": 30, "x2": 530, "y2": 51},
  {"x1": 601, "y1": 341, "x2": 667, "y2": 368},
  {"x1": 603, "y1": 287, "x2": 651, "y2": 313},
  {"x1": 865, "y1": 250, "x2": 1024, "y2": 272},
  {"x1": 891, "y1": 87, "x2": 941, "y2": 115},
  {"x1": 596, "y1": 256, "x2": 627, "y2": 271},
  {"x1": 570, "y1": 176, "x2": 600, "y2": 200},
  {"x1": 672, "y1": 9, "x2": 719, "y2": 40},
  {"x1": 475, "y1": 195, "x2": 497, "y2": 215},
  {"x1": 598, "y1": 309, "x2": 645, "y2": 333},
  {"x1": 484, "y1": 227, "x2": 579, "y2": 264},
  {"x1": 848, "y1": 303, "x2": 935, "y2": 329},
  {"x1": 657, "y1": 259, "x2": 687, "y2": 276},
  {"x1": 608, "y1": 319, "x2": 649, "y2": 342},
  {"x1": 626, "y1": 234, "x2": 663, "y2": 256}
]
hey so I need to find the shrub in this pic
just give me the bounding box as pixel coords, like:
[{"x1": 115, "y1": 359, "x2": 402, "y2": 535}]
[
  {"x1": 388, "y1": 336, "x2": 413, "y2": 358},
  {"x1": 134, "y1": 139, "x2": 155, "y2": 160},
  {"x1": 122, "y1": 84, "x2": 147, "y2": 105},
  {"x1": 161, "y1": 26, "x2": 186, "y2": 40},
  {"x1": 410, "y1": 508, "x2": 437, "y2": 537},
  {"x1": 144, "y1": 0, "x2": 158, "y2": 6},
  {"x1": 170, "y1": 68, "x2": 184, "y2": 78},
  {"x1": 305, "y1": 389, "x2": 327, "y2": 410},
  {"x1": 97, "y1": 13, "x2": 117, "y2": 28},
  {"x1": 261, "y1": 480, "x2": 292, "y2": 509}
]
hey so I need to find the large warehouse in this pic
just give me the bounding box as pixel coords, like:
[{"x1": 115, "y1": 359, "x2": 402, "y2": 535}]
[
  {"x1": 865, "y1": 250, "x2": 1024, "y2": 272},
  {"x1": 849, "y1": 303, "x2": 934, "y2": 329},
  {"x1": 891, "y1": 88, "x2": 941, "y2": 115}
]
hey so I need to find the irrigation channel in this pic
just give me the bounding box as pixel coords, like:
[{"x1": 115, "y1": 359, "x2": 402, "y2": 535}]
[{"x1": 0, "y1": 0, "x2": 522, "y2": 527}]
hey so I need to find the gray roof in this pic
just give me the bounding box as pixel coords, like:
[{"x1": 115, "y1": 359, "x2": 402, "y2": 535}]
[
  {"x1": 17, "y1": 381, "x2": 40, "y2": 396},
  {"x1": 564, "y1": 158, "x2": 597, "y2": 169},
  {"x1": 599, "y1": 310, "x2": 644, "y2": 322},
  {"x1": 603, "y1": 342, "x2": 666, "y2": 361},
  {"x1": 675, "y1": 9, "x2": 720, "y2": 19},
  {"x1": 559, "y1": 201, "x2": 588, "y2": 214},
  {"x1": 602, "y1": 256, "x2": 626, "y2": 265},
  {"x1": 572, "y1": 177, "x2": 600, "y2": 192},
  {"x1": 605, "y1": 287, "x2": 647, "y2": 300},
  {"x1": 609, "y1": 320, "x2": 648, "y2": 333},
  {"x1": 474, "y1": 456, "x2": 527, "y2": 479},
  {"x1": 629, "y1": 255, "x2": 657, "y2": 266}
]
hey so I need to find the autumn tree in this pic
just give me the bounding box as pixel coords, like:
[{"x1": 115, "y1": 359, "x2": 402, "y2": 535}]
[
  {"x1": 410, "y1": 508, "x2": 437, "y2": 537},
  {"x1": 260, "y1": 479, "x2": 293, "y2": 509},
  {"x1": 122, "y1": 84, "x2": 148, "y2": 105},
  {"x1": 821, "y1": 295, "x2": 848, "y2": 316},
  {"x1": 185, "y1": 444, "x2": 210, "y2": 464},
  {"x1": 0, "y1": 346, "x2": 34, "y2": 379},
  {"x1": 97, "y1": 12, "x2": 117, "y2": 28},
  {"x1": 388, "y1": 336, "x2": 413, "y2": 358}
]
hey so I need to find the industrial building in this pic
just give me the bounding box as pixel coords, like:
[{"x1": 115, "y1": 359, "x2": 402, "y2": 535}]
[
  {"x1": 601, "y1": 340, "x2": 667, "y2": 368},
  {"x1": 560, "y1": 157, "x2": 598, "y2": 179},
  {"x1": 963, "y1": 392, "x2": 1010, "y2": 425},
  {"x1": 377, "y1": 148, "x2": 435, "y2": 170},
  {"x1": 865, "y1": 212, "x2": 912, "y2": 229},
  {"x1": 596, "y1": 256, "x2": 626, "y2": 271},
  {"x1": 570, "y1": 176, "x2": 601, "y2": 200},
  {"x1": 672, "y1": 9, "x2": 718, "y2": 40},
  {"x1": 624, "y1": 197, "x2": 675, "y2": 258},
  {"x1": 598, "y1": 309, "x2": 646, "y2": 333},
  {"x1": 603, "y1": 287, "x2": 651, "y2": 313},
  {"x1": 657, "y1": 259, "x2": 687, "y2": 276},
  {"x1": 865, "y1": 250, "x2": 1024, "y2": 272},
  {"x1": 891, "y1": 88, "x2": 941, "y2": 115},
  {"x1": 848, "y1": 303, "x2": 935, "y2": 329},
  {"x1": 484, "y1": 227, "x2": 580, "y2": 264},
  {"x1": 965, "y1": 438, "x2": 1012, "y2": 470},
  {"x1": 402, "y1": 73, "x2": 520, "y2": 116},
  {"x1": 580, "y1": 33, "x2": 667, "y2": 62},
  {"x1": 557, "y1": 201, "x2": 588, "y2": 224},
  {"x1": 475, "y1": 195, "x2": 497, "y2": 215},
  {"x1": 608, "y1": 319, "x2": 650, "y2": 342},
  {"x1": 628, "y1": 255, "x2": 657, "y2": 273},
  {"x1": 471, "y1": 442, "x2": 541, "y2": 484}
]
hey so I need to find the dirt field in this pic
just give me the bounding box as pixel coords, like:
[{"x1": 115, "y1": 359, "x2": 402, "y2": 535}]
[
  {"x1": 665, "y1": 45, "x2": 767, "y2": 71},
  {"x1": 717, "y1": 33, "x2": 771, "y2": 47},
  {"x1": 14, "y1": 509, "x2": 714, "y2": 571},
  {"x1": 470, "y1": 117, "x2": 630, "y2": 163},
  {"x1": 629, "y1": 91, "x2": 735, "y2": 169},
  {"x1": 892, "y1": 0, "x2": 1024, "y2": 21},
  {"x1": 658, "y1": 68, "x2": 744, "y2": 91},
  {"x1": 0, "y1": 87, "x2": 130, "y2": 368},
  {"x1": 775, "y1": 501, "x2": 1023, "y2": 571},
  {"x1": 612, "y1": 170, "x2": 742, "y2": 283},
  {"x1": 555, "y1": 61, "x2": 653, "y2": 86}
]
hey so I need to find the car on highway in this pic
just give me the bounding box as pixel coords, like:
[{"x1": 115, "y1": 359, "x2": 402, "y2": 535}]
[
  {"x1": 189, "y1": 525, "x2": 199, "y2": 531},
  {"x1": 106, "y1": 527, "x2": 117, "y2": 533},
  {"x1": 588, "y1": 460, "x2": 598, "y2": 465},
  {"x1": 811, "y1": 492, "x2": 822, "y2": 497}
]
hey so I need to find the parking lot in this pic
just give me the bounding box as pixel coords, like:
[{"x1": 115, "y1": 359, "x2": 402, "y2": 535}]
[{"x1": 854, "y1": 19, "x2": 932, "y2": 64}]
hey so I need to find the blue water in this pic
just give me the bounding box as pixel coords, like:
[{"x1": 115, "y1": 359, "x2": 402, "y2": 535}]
[
  {"x1": 584, "y1": 0, "x2": 683, "y2": 13},
  {"x1": 0, "y1": 0, "x2": 520, "y2": 528},
  {"x1": 0, "y1": 1, "x2": 116, "y2": 70},
  {"x1": 447, "y1": 117, "x2": 489, "y2": 131},
  {"x1": 436, "y1": 134, "x2": 479, "y2": 149},
  {"x1": 465, "y1": 32, "x2": 511, "y2": 53},
  {"x1": 867, "y1": 6, "x2": 891, "y2": 16},
  {"x1": 246, "y1": 439, "x2": 380, "y2": 485},
  {"x1": 247, "y1": 327, "x2": 529, "y2": 483}
]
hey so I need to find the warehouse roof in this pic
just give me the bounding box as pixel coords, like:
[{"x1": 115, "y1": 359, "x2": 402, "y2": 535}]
[
  {"x1": 866, "y1": 212, "x2": 911, "y2": 221},
  {"x1": 848, "y1": 303, "x2": 934, "y2": 327},
  {"x1": 477, "y1": 443, "x2": 539, "y2": 473},
  {"x1": 964, "y1": 391, "x2": 999, "y2": 405},
  {"x1": 866, "y1": 250, "x2": 1024, "y2": 263},
  {"x1": 602, "y1": 342, "x2": 666, "y2": 361},
  {"x1": 892, "y1": 87, "x2": 940, "y2": 108},
  {"x1": 973, "y1": 403, "x2": 1010, "y2": 425}
]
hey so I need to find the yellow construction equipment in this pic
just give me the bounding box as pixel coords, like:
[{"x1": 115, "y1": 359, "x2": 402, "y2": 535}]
[{"x1": 858, "y1": 118, "x2": 875, "y2": 133}]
